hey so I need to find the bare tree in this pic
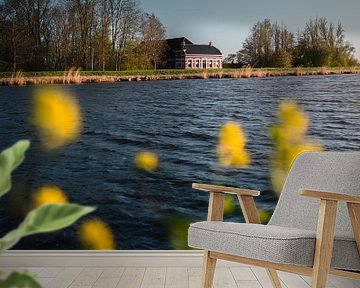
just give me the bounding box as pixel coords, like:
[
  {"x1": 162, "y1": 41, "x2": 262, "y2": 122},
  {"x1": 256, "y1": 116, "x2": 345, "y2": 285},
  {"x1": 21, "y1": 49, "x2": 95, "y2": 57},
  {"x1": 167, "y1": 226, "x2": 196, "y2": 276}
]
[
  {"x1": 0, "y1": 0, "x2": 167, "y2": 71},
  {"x1": 137, "y1": 13, "x2": 166, "y2": 70}
]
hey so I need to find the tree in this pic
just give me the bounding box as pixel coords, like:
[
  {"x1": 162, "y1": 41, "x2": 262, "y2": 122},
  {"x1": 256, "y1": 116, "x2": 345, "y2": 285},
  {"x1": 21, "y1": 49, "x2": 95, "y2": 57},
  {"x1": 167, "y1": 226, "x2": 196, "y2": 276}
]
[
  {"x1": 0, "y1": 0, "x2": 52, "y2": 70},
  {"x1": 240, "y1": 19, "x2": 272, "y2": 67},
  {"x1": 0, "y1": 0, "x2": 166, "y2": 71},
  {"x1": 137, "y1": 13, "x2": 166, "y2": 70},
  {"x1": 239, "y1": 19, "x2": 294, "y2": 67},
  {"x1": 108, "y1": 0, "x2": 141, "y2": 70},
  {"x1": 294, "y1": 18, "x2": 357, "y2": 67},
  {"x1": 223, "y1": 53, "x2": 238, "y2": 64},
  {"x1": 233, "y1": 17, "x2": 357, "y2": 68},
  {"x1": 271, "y1": 22, "x2": 294, "y2": 67}
]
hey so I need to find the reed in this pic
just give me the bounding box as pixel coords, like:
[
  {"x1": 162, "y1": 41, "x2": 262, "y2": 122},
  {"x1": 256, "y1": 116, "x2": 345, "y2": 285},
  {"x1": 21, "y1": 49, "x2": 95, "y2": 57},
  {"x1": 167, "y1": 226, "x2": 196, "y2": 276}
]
[
  {"x1": 216, "y1": 71, "x2": 223, "y2": 79},
  {"x1": 294, "y1": 67, "x2": 304, "y2": 76},
  {"x1": 9, "y1": 70, "x2": 25, "y2": 85},
  {"x1": 174, "y1": 74, "x2": 185, "y2": 80},
  {"x1": 319, "y1": 67, "x2": 329, "y2": 75},
  {"x1": 241, "y1": 66, "x2": 252, "y2": 78},
  {"x1": 1, "y1": 67, "x2": 360, "y2": 86},
  {"x1": 232, "y1": 70, "x2": 241, "y2": 78},
  {"x1": 252, "y1": 70, "x2": 267, "y2": 78},
  {"x1": 201, "y1": 72, "x2": 208, "y2": 79},
  {"x1": 63, "y1": 67, "x2": 82, "y2": 84}
]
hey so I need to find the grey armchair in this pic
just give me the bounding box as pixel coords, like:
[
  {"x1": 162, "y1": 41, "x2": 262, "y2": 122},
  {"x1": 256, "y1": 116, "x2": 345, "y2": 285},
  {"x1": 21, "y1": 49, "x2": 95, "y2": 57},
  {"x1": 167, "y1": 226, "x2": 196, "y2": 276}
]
[{"x1": 188, "y1": 152, "x2": 360, "y2": 288}]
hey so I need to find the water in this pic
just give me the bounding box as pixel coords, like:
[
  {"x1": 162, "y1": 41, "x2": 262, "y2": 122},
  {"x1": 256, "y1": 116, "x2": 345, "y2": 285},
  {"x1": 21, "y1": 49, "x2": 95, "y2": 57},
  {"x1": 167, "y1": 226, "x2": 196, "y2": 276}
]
[{"x1": 0, "y1": 75, "x2": 359, "y2": 249}]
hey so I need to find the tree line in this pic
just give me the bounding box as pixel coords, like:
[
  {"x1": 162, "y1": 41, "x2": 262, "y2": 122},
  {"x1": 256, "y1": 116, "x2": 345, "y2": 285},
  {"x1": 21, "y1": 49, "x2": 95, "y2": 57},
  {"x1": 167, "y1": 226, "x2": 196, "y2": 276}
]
[
  {"x1": 225, "y1": 18, "x2": 358, "y2": 68},
  {"x1": 0, "y1": 0, "x2": 166, "y2": 72}
]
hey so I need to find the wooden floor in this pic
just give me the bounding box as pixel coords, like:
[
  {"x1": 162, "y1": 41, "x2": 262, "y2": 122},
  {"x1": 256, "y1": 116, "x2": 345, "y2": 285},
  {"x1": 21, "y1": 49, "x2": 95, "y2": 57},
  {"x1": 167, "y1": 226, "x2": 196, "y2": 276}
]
[
  {"x1": 1, "y1": 252, "x2": 359, "y2": 288},
  {"x1": 2, "y1": 266, "x2": 360, "y2": 288}
]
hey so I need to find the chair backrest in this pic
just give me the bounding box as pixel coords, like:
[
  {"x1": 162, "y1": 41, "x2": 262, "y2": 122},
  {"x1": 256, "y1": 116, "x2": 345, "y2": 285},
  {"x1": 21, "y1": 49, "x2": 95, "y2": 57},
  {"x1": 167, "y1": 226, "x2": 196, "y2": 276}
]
[{"x1": 269, "y1": 152, "x2": 360, "y2": 239}]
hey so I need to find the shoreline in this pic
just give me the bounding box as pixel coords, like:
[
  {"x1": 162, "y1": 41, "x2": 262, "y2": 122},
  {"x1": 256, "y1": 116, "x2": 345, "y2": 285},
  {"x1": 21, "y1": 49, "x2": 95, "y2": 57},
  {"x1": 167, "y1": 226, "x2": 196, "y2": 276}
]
[{"x1": 1, "y1": 67, "x2": 360, "y2": 86}]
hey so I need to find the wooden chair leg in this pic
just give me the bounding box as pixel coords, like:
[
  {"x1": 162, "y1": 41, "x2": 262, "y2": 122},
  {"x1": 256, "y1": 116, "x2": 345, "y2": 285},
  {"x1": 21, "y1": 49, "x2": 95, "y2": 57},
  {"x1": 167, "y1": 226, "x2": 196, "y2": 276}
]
[
  {"x1": 311, "y1": 200, "x2": 337, "y2": 288},
  {"x1": 347, "y1": 202, "x2": 360, "y2": 254},
  {"x1": 201, "y1": 250, "x2": 217, "y2": 288},
  {"x1": 266, "y1": 269, "x2": 282, "y2": 288}
]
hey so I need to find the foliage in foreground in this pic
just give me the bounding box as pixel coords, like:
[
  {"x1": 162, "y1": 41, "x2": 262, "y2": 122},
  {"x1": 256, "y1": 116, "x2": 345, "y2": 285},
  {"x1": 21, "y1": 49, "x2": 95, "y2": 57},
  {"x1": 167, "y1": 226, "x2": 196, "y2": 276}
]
[{"x1": 0, "y1": 141, "x2": 95, "y2": 287}]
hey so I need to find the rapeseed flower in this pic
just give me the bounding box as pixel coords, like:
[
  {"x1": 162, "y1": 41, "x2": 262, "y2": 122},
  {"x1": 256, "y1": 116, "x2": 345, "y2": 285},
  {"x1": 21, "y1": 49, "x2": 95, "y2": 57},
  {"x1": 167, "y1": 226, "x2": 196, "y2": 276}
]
[
  {"x1": 33, "y1": 185, "x2": 68, "y2": 208},
  {"x1": 224, "y1": 195, "x2": 236, "y2": 216},
  {"x1": 278, "y1": 100, "x2": 309, "y2": 136},
  {"x1": 217, "y1": 121, "x2": 251, "y2": 167},
  {"x1": 269, "y1": 100, "x2": 324, "y2": 195},
  {"x1": 78, "y1": 219, "x2": 115, "y2": 250},
  {"x1": 33, "y1": 88, "x2": 81, "y2": 150},
  {"x1": 258, "y1": 209, "x2": 271, "y2": 224},
  {"x1": 135, "y1": 150, "x2": 158, "y2": 171},
  {"x1": 166, "y1": 216, "x2": 192, "y2": 250}
]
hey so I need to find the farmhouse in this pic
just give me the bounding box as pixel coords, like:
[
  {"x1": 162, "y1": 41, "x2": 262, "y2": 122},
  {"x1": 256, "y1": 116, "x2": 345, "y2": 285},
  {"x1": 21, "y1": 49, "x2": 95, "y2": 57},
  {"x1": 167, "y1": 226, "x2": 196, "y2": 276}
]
[{"x1": 164, "y1": 37, "x2": 223, "y2": 69}]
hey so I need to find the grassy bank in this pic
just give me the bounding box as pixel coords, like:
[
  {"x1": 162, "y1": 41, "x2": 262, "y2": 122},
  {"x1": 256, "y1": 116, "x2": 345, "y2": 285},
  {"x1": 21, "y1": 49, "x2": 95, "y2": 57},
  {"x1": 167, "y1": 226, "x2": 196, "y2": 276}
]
[{"x1": 1, "y1": 67, "x2": 360, "y2": 86}]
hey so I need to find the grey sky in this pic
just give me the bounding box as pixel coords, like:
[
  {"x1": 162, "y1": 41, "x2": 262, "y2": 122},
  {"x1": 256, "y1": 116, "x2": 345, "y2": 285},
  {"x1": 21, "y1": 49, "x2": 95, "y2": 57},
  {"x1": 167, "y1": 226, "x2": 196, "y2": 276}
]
[{"x1": 140, "y1": 0, "x2": 360, "y2": 60}]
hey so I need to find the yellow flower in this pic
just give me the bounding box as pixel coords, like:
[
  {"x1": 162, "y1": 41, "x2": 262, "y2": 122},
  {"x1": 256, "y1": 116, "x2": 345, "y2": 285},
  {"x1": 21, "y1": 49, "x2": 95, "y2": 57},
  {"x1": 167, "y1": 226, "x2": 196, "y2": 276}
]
[
  {"x1": 224, "y1": 195, "x2": 236, "y2": 216},
  {"x1": 135, "y1": 150, "x2": 158, "y2": 171},
  {"x1": 217, "y1": 121, "x2": 251, "y2": 167},
  {"x1": 33, "y1": 88, "x2": 81, "y2": 150},
  {"x1": 78, "y1": 219, "x2": 115, "y2": 250},
  {"x1": 269, "y1": 100, "x2": 324, "y2": 195},
  {"x1": 278, "y1": 100, "x2": 309, "y2": 130},
  {"x1": 284, "y1": 142, "x2": 323, "y2": 171},
  {"x1": 277, "y1": 100, "x2": 309, "y2": 141},
  {"x1": 166, "y1": 216, "x2": 193, "y2": 250},
  {"x1": 33, "y1": 185, "x2": 68, "y2": 208},
  {"x1": 258, "y1": 209, "x2": 271, "y2": 224}
]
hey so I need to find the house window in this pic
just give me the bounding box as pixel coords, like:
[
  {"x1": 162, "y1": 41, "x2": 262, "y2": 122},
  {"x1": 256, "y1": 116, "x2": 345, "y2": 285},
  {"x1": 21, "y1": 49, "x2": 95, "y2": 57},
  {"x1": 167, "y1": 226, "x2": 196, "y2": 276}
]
[
  {"x1": 195, "y1": 59, "x2": 200, "y2": 68},
  {"x1": 176, "y1": 59, "x2": 183, "y2": 69},
  {"x1": 216, "y1": 59, "x2": 221, "y2": 68},
  {"x1": 187, "y1": 59, "x2": 192, "y2": 68},
  {"x1": 202, "y1": 59, "x2": 207, "y2": 69},
  {"x1": 209, "y1": 60, "x2": 213, "y2": 68}
]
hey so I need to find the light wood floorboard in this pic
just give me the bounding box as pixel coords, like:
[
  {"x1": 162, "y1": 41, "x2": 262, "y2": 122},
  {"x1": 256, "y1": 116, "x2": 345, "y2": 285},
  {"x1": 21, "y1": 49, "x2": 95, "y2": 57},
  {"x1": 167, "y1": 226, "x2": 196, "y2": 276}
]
[
  {"x1": 278, "y1": 271, "x2": 310, "y2": 288},
  {"x1": 2, "y1": 266, "x2": 360, "y2": 288},
  {"x1": 116, "y1": 267, "x2": 146, "y2": 288},
  {"x1": 46, "y1": 267, "x2": 83, "y2": 288},
  {"x1": 188, "y1": 267, "x2": 201, "y2": 288},
  {"x1": 251, "y1": 267, "x2": 287, "y2": 288},
  {"x1": 140, "y1": 267, "x2": 167, "y2": 288},
  {"x1": 213, "y1": 267, "x2": 237, "y2": 288},
  {"x1": 166, "y1": 268, "x2": 188, "y2": 288},
  {"x1": 301, "y1": 275, "x2": 335, "y2": 288}
]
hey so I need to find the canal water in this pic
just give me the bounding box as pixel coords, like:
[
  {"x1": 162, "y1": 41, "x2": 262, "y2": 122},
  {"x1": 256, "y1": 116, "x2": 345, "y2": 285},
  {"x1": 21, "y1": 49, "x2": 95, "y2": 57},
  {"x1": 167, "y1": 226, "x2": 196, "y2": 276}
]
[{"x1": 0, "y1": 74, "x2": 359, "y2": 249}]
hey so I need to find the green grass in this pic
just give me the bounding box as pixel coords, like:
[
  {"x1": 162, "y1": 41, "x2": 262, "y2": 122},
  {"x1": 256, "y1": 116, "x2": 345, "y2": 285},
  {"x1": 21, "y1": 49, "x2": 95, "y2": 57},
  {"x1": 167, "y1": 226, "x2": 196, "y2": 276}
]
[
  {"x1": 0, "y1": 69, "x2": 223, "y2": 78},
  {"x1": 0, "y1": 67, "x2": 359, "y2": 79}
]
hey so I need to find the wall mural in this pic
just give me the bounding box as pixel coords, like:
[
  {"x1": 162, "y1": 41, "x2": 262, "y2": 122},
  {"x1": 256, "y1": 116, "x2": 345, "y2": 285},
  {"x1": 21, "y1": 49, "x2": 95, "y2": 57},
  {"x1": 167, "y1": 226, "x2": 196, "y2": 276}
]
[{"x1": 0, "y1": 75, "x2": 359, "y2": 250}]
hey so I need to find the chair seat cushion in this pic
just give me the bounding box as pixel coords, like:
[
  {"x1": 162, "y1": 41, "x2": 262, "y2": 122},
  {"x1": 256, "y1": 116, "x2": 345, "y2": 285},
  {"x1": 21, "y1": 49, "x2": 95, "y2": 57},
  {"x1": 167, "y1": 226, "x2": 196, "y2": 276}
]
[{"x1": 188, "y1": 221, "x2": 360, "y2": 271}]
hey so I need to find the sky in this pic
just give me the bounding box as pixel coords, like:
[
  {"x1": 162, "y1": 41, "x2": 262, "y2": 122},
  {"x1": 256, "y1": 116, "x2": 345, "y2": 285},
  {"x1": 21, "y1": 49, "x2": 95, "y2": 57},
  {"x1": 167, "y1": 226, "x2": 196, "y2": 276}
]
[{"x1": 140, "y1": 0, "x2": 360, "y2": 60}]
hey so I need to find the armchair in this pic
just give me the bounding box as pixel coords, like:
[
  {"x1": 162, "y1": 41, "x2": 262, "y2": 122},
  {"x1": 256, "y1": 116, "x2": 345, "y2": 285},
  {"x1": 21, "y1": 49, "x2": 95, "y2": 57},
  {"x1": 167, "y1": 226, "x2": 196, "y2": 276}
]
[{"x1": 188, "y1": 152, "x2": 360, "y2": 288}]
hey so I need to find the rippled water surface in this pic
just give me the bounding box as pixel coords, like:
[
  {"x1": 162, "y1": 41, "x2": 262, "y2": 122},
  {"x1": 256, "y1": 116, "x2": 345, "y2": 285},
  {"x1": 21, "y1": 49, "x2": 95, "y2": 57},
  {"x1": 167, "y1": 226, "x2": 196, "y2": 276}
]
[{"x1": 0, "y1": 75, "x2": 359, "y2": 249}]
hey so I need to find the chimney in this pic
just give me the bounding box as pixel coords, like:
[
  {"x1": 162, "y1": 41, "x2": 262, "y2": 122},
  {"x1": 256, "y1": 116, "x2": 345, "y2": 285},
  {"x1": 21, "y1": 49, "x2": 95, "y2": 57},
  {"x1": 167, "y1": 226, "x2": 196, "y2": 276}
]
[{"x1": 209, "y1": 41, "x2": 213, "y2": 46}]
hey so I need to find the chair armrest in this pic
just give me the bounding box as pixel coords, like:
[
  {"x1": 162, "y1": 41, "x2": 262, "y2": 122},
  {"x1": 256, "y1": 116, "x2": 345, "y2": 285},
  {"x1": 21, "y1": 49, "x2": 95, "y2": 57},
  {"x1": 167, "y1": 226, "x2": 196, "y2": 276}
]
[
  {"x1": 301, "y1": 189, "x2": 360, "y2": 261},
  {"x1": 193, "y1": 183, "x2": 261, "y2": 223},
  {"x1": 192, "y1": 183, "x2": 260, "y2": 197},
  {"x1": 299, "y1": 189, "x2": 360, "y2": 204}
]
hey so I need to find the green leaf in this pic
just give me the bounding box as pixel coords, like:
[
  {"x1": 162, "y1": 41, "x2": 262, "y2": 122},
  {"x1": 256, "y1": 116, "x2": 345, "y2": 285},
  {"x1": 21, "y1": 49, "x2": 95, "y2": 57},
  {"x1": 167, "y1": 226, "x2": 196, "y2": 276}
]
[
  {"x1": 19, "y1": 203, "x2": 96, "y2": 235},
  {"x1": 0, "y1": 271, "x2": 41, "y2": 288},
  {"x1": 0, "y1": 203, "x2": 95, "y2": 251},
  {"x1": 0, "y1": 140, "x2": 30, "y2": 197},
  {"x1": 0, "y1": 229, "x2": 21, "y2": 253}
]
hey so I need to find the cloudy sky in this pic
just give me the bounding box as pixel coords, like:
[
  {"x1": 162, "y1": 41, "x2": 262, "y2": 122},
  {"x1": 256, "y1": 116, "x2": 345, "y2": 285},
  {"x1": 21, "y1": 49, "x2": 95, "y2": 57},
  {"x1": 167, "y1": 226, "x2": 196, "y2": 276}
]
[{"x1": 140, "y1": 0, "x2": 360, "y2": 60}]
